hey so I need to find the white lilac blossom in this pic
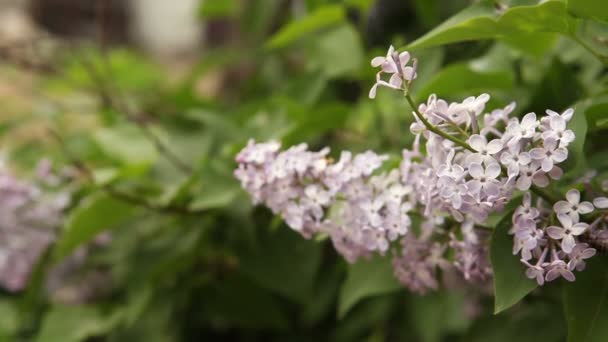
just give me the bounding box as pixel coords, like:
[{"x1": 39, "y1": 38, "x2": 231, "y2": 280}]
[
  {"x1": 236, "y1": 46, "x2": 590, "y2": 293},
  {"x1": 0, "y1": 161, "x2": 68, "y2": 292}
]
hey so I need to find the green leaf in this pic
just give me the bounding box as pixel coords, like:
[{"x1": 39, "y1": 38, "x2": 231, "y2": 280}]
[
  {"x1": 202, "y1": 274, "x2": 290, "y2": 331},
  {"x1": 239, "y1": 228, "x2": 322, "y2": 303},
  {"x1": 0, "y1": 300, "x2": 18, "y2": 338},
  {"x1": 94, "y1": 126, "x2": 158, "y2": 166},
  {"x1": 199, "y1": 0, "x2": 238, "y2": 18},
  {"x1": 490, "y1": 211, "x2": 537, "y2": 314},
  {"x1": 567, "y1": 0, "x2": 608, "y2": 23},
  {"x1": 55, "y1": 193, "x2": 135, "y2": 260},
  {"x1": 566, "y1": 99, "x2": 589, "y2": 174},
  {"x1": 313, "y1": 24, "x2": 364, "y2": 78},
  {"x1": 409, "y1": 292, "x2": 471, "y2": 342},
  {"x1": 35, "y1": 306, "x2": 116, "y2": 342},
  {"x1": 415, "y1": 63, "x2": 514, "y2": 102},
  {"x1": 338, "y1": 254, "x2": 401, "y2": 318},
  {"x1": 406, "y1": 1, "x2": 578, "y2": 51},
  {"x1": 563, "y1": 257, "x2": 608, "y2": 342},
  {"x1": 189, "y1": 187, "x2": 239, "y2": 210},
  {"x1": 266, "y1": 5, "x2": 345, "y2": 49}
]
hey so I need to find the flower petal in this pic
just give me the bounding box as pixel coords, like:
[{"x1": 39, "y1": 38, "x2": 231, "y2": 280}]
[
  {"x1": 557, "y1": 213, "x2": 573, "y2": 228},
  {"x1": 398, "y1": 51, "x2": 410, "y2": 66},
  {"x1": 371, "y1": 56, "x2": 386, "y2": 67},
  {"x1": 570, "y1": 223, "x2": 588, "y2": 235},
  {"x1": 485, "y1": 163, "x2": 501, "y2": 179},
  {"x1": 553, "y1": 200, "x2": 571, "y2": 214},
  {"x1": 578, "y1": 201, "x2": 594, "y2": 214},
  {"x1": 468, "y1": 163, "x2": 483, "y2": 179},
  {"x1": 468, "y1": 135, "x2": 487, "y2": 152},
  {"x1": 389, "y1": 73, "x2": 403, "y2": 88},
  {"x1": 547, "y1": 226, "x2": 565, "y2": 239},
  {"x1": 529, "y1": 148, "x2": 546, "y2": 160},
  {"x1": 552, "y1": 148, "x2": 568, "y2": 163},
  {"x1": 541, "y1": 158, "x2": 553, "y2": 173},
  {"x1": 593, "y1": 197, "x2": 608, "y2": 209},
  {"x1": 562, "y1": 235, "x2": 576, "y2": 253},
  {"x1": 550, "y1": 115, "x2": 566, "y2": 131},
  {"x1": 487, "y1": 139, "x2": 503, "y2": 154},
  {"x1": 566, "y1": 189, "x2": 580, "y2": 205},
  {"x1": 368, "y1": 83, "x2": 378, "y2": 99}
]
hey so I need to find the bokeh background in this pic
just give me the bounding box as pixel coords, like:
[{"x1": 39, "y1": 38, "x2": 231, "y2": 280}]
[{"x1": 0, "y1": 0, "x2": 607, "y2": 341}]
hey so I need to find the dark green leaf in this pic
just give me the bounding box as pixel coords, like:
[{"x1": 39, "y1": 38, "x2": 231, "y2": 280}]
[
  {"x1": 563, "y1": 257, "x2": 608, "y2": 342},
  {"x1": 239, "y1": 228, "x2": 322, "y2": 303},
  {"x1": 55, "y1": 193, "x2": 135, "y2": 260},
  {"x1": 490, "y1": 211, "x2": 537, "y2": 314},
  {"x1": 338, "y1": 254, "x2": 401, "y2": 318}
]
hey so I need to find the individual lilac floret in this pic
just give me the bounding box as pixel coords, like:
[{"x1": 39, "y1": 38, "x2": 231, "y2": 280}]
[
  {"x1": 369, "y1": 45, "x2": 417, "y2": 98},
  {"x1": 553, "y1": 189, "x2": 594, "y2": 222},
  {"x1": 546, "y1": 214, "x2": 589, "y2": 254}
]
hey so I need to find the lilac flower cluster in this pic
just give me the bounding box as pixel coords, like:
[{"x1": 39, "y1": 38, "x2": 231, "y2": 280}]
[
  {"x1": 0, "y1": 159, "x2": 68, "y2": 291},
  {"x1": 510, "y1": 187, "x2": 608, "y2": 285},
  {"x1": 235, "y1": 140, "x2": 414, "y2": 262},
  {"x1": 235, "y1": 46, "x2": 599, "y2": 293}
]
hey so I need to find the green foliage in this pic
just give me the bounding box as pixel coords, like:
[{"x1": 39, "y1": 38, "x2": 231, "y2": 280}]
[
  {"x1": 338, "y1": 255, "x2": 401, "y2": 318},
  {"x1": 406, "y1": 1, "x2": 578, "y2": 51},
  {"x1": 266, "y1": 5, "x2": 345, "y2": 49},
  {"x1": 2, "y1": 0, "x2": 608, "y2": 340},
  {"x1": 54, "y1": 193, "x2": 135, "y2": 260},
  {"x1": 563, "y1": 257, "x2": 608, "y2": 342},
  {"x1": 568, "y1": 0, "x2": 608, "y2": 22}
]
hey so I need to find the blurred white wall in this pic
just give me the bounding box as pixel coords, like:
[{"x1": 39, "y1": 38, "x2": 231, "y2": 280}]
[{"x1": 129, "y1": 0, "x2": 203, "y2": 59}]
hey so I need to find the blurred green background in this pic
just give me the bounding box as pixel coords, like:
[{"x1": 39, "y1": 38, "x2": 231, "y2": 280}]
[{"x1": 0, "y1": 0, "x2": 607, "y2": 341}]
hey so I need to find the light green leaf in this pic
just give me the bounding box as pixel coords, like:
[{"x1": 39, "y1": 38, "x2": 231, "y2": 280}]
[
  {"x1": 338, "y1": 254, "x2": 401, "y2": 318},
  {"x1": 94, "y1": 126, "x2": 158, "y2": 166},
  {"x1": 189, "y1": 187, "x2": 239, "y2": 210},
  {"x1": 490, "y1": 211, "x2": 537, "y2": 314},
  {"x1": 567, "y1": 0, "x2": 608, "y2": 23},
  {"x1": 266, "y1": 5, "x2": 345, "y2": 49},
  {"x1": 313, "y1": 24, "x2": 364, "y2": 78},
  {"x1": 35, "y1": 306, "x2": 116, "y2": 342},
  {"x1": 563, "y1": 257, "x2": 608, "y2": 342},
  {"x1": 199, "y1": 0, "x2": 238, "y2": 18},
  {"x1": 406, "y1": 1, "x2": 578, "y2": 51},
  {"x1": 55, "y1": 193, "x2": 135, "y2": 260}
]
